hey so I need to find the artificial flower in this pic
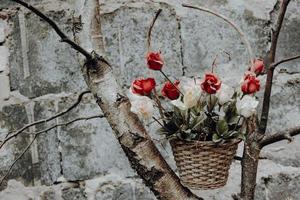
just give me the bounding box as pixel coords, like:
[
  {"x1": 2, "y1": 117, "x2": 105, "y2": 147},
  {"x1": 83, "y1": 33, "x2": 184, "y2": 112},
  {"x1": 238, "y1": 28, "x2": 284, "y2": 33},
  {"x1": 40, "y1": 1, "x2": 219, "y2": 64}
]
[
  {"x1": 201, "y1": 72, "x2": 221, "y2": 94},
  {"x1": 130, "y1": 96, "x2": 154, "y2": 120},
  {"x1": 236, "y1": 95, "x2": 259, "y2": 118},
  {"x1": 131, "y1": 78, "x2": 156, "y2": 96},
  {"x1": 241, "y1": 72, "x2": 260, "y2": 94},
  {"x1": 162, "y1": 80, "x2": 180, "y2": 100},
  {"x1": 147, "y1": 51, "x2": 164, "y2": 70},
  {"x1": 249, "y1": 59, "x2": 264, "y2": 75}
]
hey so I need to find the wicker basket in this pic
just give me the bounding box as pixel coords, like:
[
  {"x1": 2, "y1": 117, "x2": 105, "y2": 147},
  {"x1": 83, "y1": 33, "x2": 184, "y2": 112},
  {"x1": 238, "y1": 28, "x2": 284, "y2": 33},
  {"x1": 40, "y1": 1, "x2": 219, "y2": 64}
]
[{"x1": 170, "y1": 138, "x2": 240, "y2": 190}]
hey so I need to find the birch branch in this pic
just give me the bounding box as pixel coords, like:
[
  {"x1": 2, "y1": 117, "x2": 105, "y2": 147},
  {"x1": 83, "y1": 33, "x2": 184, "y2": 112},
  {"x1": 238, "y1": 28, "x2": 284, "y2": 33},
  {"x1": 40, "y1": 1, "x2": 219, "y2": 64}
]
[{"x1": 76, "y1": 1, "x2": 202, "y2": 199}]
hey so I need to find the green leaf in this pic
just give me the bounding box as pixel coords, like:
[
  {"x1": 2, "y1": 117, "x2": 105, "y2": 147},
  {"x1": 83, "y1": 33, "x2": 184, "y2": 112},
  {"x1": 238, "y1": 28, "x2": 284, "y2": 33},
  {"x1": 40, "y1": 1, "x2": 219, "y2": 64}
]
[
  {"x1": 224, "y1": 130, "x2": 238, "y2": 138},
  {"x1": 213, "y1": 133, "x2": 222, "y2": 143},
  {"x1": 228, "y1": 115, "x2": 240, "y2": 126},
  {"x1": 217, "y1": 119, "x2": 229, "y2": 135},
  {"x1": 190, "y1": 115, "x2": 205, "y2": 131}
]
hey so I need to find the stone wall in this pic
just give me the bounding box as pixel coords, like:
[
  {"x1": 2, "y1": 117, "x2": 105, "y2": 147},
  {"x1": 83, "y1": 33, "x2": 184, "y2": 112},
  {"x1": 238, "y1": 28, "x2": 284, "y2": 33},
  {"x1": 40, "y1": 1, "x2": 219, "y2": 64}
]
[{"x1": 0, "y1": 0, "x2": 299, "y2": 199}]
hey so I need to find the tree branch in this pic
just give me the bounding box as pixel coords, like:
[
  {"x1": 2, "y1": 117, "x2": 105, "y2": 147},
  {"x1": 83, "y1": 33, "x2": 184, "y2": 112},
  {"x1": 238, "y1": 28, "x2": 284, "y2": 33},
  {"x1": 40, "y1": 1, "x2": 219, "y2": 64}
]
[
  {"x1": 0, "y1": 91, "x2": 91, "y2": 149},
  {"x1": 0, "y1": 115, "x2": 104, "y2": 186},
  {"x1": 182, "y1": 4, "x2": 254, "y2": 63},
  {"x1": 10, "y1": 0, "x2": 92, "y2": 60},
  {"x1": 260, "y1": 126, "x2": 300, "y2": 148},
  {"x1": 271, "y1": 54, "x2": 300, "y2": 68},
  {"x1": 259, "y1": 0, "x2": 291, "y2": 134}
]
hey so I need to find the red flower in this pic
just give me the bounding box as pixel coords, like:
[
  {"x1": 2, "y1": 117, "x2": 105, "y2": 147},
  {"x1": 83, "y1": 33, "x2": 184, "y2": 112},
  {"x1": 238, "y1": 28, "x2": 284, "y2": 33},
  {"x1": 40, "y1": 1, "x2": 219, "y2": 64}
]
[
  {"x1": 249, "y1": 59, "x2": 265, "y2": 75},
  {"x1": 162, "y1": 80, "x2": 180, "y2": 100},
  {"x1": 200, "y1": 73, "x2": 221, "y2": 94},
  {"x1": 241, "y1": 72, "x2": 260, "y2": 94},
  {"x1": 131, "y1": 78, "x2": 156, "y2": 96},
  {"x1": 147, "y1": 51, "x2": 164, "y2": 70}
]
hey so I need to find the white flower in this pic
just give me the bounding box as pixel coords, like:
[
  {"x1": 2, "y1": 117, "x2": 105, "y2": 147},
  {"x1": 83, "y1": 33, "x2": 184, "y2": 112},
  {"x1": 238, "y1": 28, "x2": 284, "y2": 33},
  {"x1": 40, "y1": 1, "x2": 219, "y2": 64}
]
[
  {"x1": 183, "y1": 87, "x2": 201, "y2": 108},
  {"x1": 236, "y1": 95, "x2": 259, "y2": 118},
  {"x1": 130, "y1": 96, "x2": 154, "y2": 120},
  {"x1": 216, "y1": 84, "x2": 235, "y2": 105},
  {"x1": 171, "y1": 78, "x2": 202, "y2": 110}
]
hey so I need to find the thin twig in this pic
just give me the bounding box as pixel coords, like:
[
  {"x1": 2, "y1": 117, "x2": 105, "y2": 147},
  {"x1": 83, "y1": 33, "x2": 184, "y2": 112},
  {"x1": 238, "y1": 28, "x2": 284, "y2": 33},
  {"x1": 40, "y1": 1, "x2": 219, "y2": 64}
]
[
  {"x1": 259, "y1": 0, "x2": 291, "y2": 134},
  {"x1": 10, "y1": 0, "x2": 92, "y2": 59},
  {"x1": 147, "y1": 9, "x2": 162, "y2": 50},
  {"x1": 0, "y1": 91, "x2": 91, "y2": 149},
  {"x1": 0, "y1": 114, "x2": 104, "y2": 186},
  {"x1": 153, "y1": 89, "x2": 166, "y2": 125},
  {"x1": 260, "y1": 126, "x2": 300, "y2": 148},
  {"x1": 271, "y1": 54, "x2": 300, "y2": 68},
  {"x1": 182, "y1": 4, "x2": 254, "y2": 64},
  {"x1": 0, "y1": 135, "x2": 37, "y2": 186}
]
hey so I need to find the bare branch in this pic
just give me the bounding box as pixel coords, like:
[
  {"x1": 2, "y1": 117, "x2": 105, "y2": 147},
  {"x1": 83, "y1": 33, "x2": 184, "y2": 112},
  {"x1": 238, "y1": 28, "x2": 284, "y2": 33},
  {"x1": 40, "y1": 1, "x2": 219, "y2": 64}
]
[
  {"x1": 0, "y1": 114, "x2": 104, "y2": 186},
  {"x1": 260, "y1": 126, "x2": 300, "y2": 148},
  {"x1": 271, "y1": 54, "x2": 300, "y2": 68},
  {"x1": 0, "y1": 91, "x2": 91, "y2": 149},
  {"x1": 147, "y1": 9, "x2": 162, "y2": 50},
  {"x1": 259, "y1": 0, "x2": 291, "y2": 134},
  {"x1": 0, "y1": 135, "x2": 37, "y2": 186},
  {"x1": 182, "y1": 4, "x2": 254, "y2": 63},
  {"x1": 10, "y1": 0, "x2": 92, "y2": 59}
]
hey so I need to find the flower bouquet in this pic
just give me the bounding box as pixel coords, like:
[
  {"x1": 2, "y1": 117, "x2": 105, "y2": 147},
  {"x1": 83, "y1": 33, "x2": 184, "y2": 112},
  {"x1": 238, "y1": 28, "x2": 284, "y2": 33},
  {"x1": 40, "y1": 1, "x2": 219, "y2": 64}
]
[{"x1": 128, "y1": 51, "x2": 264, "y2": 189}]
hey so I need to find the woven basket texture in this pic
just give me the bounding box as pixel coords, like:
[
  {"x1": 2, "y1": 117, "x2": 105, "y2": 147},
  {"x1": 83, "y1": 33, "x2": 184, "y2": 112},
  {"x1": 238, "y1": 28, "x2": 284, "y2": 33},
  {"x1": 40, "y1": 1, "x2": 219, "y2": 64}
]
[{"x1": 170, "y1": 138, "x2": 240, "y2": 189}]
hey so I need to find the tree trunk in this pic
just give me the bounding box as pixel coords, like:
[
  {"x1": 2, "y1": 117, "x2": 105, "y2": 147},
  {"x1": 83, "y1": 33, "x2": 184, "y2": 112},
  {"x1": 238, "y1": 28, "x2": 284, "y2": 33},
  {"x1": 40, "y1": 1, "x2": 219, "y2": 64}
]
[{"x1": 241, "y1": 138, "x2": 261, "y2": 200}]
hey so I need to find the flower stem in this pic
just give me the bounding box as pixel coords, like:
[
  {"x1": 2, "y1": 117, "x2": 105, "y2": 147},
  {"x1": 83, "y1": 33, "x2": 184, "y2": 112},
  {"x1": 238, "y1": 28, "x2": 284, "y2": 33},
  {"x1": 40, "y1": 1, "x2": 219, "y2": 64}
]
[
  {"x1": 208, "y1": 94, "x2": 213, "y2": 112},
  {"x1": 186, "y1": 108, "x2": 191, "y2": 127},
  {"x1": 159, "y1": 70, "x2": 184, "y2": 96},
  {"x1": 153, "y1": 89, "x2": 166, "y2": 125},
  {"x1": 233, "y1": 116, "x2": 244, "y2": 131}
]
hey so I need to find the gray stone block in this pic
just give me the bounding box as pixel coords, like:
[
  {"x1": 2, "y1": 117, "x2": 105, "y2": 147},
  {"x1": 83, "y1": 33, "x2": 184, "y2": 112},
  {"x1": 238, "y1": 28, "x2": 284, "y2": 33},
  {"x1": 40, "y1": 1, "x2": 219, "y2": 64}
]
[
  {"x1": 9, "y1": 9, "x2": 87, "y2": 98},
  {"x1": 0, "y1": 104, "x2": 33, "y2": 189},
  {"x1": 85, "y1": 175, "x2": 155, "y2": 200},
  {"x1": 255, "y1": 173, "x2": 300, "y2": 200},
  {"x1": 57, "y1": 94, "x2": 135, "y2": 181},
  {"x1": 62, "y1": 187, "x2": 87, "y2": 200},
  {"x1": 34, "y1": 99, "x2": 61, "y2": 185}
]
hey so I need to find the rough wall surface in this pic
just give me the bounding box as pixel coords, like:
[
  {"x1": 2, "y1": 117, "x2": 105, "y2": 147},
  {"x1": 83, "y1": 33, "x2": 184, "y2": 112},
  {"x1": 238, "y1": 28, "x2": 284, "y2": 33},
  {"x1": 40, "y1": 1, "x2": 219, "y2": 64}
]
[{"x1": 0, "y1": 0, "x2": 299, "y2": 199}]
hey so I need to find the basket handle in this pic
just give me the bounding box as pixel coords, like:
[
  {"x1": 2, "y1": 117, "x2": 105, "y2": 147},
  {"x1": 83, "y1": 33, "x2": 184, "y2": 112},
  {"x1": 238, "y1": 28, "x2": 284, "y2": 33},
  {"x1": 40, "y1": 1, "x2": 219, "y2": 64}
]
[{"x1": 182, "y1": 4, "x2": 254, "y2": 66}]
